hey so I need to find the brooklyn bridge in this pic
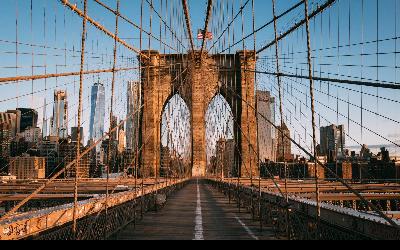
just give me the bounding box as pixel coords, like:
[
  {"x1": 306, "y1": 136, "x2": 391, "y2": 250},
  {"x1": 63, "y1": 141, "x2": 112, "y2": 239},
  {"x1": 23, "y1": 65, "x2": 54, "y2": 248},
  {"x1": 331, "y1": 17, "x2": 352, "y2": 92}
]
[{"x1": 0, "y1": 0, "x2": 399, "y2": 240}]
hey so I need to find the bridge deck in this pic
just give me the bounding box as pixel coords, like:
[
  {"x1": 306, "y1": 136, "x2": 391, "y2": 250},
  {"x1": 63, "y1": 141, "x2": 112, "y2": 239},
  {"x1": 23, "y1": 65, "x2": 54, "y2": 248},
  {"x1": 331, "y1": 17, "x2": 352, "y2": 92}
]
[{"x1": 111, "y1": 180, "x2": 278, "y2": 240}]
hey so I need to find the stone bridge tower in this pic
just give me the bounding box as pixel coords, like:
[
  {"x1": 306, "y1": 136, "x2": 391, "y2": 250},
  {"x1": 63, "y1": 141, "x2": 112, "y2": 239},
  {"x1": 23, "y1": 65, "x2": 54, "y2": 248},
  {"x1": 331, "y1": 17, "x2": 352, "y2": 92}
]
[{"x1": 139, "y1": 50, "x2": 258, "y2": 178}]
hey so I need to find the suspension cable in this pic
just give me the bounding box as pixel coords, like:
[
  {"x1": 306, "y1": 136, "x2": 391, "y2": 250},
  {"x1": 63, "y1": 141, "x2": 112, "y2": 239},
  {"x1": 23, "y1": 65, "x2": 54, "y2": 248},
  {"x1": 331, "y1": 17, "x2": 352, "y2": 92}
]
[
  {"x1": 200, "y1": 0, "x2": 214, "y2": 55},
  {"x1": 181, "y1": 0, "x2": 195, "y2": 53},
  {"x1": 60, "y1": 0, "x2": 149, "y2": 59},
  {"x1": 209, "y1": 0, "x2": 251, "y2": 52},
  {"x1": 219, "y1": 0, "x2": 303, "y2": 54},
  {"x1": 93, "y1": 0, "x2": 180, "y2": 53},
  {"x1": 222, "y1": 80, "x2": 400, "y2": 229}
]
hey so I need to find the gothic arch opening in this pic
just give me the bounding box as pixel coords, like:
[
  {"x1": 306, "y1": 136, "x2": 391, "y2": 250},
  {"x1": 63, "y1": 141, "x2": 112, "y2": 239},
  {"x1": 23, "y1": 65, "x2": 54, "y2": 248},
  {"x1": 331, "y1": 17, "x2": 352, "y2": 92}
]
[
  {"x1": 160, "y1": 94, "x2": 192, "y2": 178},
  {"x1": 140, "y1": 50, "x2": 257, "y2": 178},
  {"x1": 205, "y1": 94, "x2": 235, "y2": 178}
]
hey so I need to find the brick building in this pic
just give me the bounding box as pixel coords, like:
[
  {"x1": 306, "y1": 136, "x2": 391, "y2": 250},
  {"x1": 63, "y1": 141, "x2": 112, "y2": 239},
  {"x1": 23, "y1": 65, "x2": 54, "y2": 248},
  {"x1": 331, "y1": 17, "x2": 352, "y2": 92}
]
[{"x1": 9, "y1": 156, "x2": 45, "y2": 179}]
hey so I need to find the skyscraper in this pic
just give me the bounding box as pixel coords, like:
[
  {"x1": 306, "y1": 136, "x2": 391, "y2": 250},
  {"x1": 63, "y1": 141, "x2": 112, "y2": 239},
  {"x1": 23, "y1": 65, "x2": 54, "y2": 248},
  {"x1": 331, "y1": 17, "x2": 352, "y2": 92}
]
[
  {"x1": 276, "y1": 122, "x2": 292, "y2": 162},
  {"x1": 18, "y1": 127, "x2": 42, "y2": 143},
  {"x1": 110, "y1": 116, "x2": 119, "y2": 141},
  {"x1": 38, "y1": 138, "x2": 59, "y2": 177},
  {"x1": 9, "y1": 156, "x2": 46, "y2": 180},
  {"x1": 0, "y1": 123, "x2": 12, "y2": 160},
  {"x1": 89, "y1": 83, "x2": 106, "y2": 148},
  {"x1": 320, "y1": 124, "x2": 346, "y2": 162},
  {"x1": 126, "y1": 81, "x2": 141, "y2": 149},
  {"x1": 71, "y1": 127, "x2": 84, "y2": 145},
  {"x1": 50, "y1": 90, "x2": 69, "y2": 139},
  {"x1": 17, "y1": 108, "x2": 38, "y2": 132},
  {"x1": 257, "y1": 91, "x2": 276, "y2": 162},
  {"x1": 118, "y1": 129, "x2": 126, "y2": 154},
  {"x1": 0, "y1": 111, "x2": 21, "y2": 137},
  {"x1": 59, "y1": 141, "x2": 90, "y2": 179},
  {"x1": 216, "y1": 138, "x2": 235, "y2": 178},
  {"x1": 42, "y1": 98, "x2": 48, "y2": 138}
]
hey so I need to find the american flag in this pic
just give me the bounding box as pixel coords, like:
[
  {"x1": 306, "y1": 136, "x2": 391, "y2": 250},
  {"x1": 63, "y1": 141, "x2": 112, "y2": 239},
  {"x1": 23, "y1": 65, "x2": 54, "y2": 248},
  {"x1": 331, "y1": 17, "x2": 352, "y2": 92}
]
[{"x1": 197, "y1": 29, "x2": 213, "y2": 40}]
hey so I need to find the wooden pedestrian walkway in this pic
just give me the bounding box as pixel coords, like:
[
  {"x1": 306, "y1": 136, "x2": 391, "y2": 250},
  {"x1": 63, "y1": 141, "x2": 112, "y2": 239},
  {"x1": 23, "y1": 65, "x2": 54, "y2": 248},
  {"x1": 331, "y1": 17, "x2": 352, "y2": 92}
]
[{"x1": 110, "y1": 179, "x2": 278, "y2": 240}]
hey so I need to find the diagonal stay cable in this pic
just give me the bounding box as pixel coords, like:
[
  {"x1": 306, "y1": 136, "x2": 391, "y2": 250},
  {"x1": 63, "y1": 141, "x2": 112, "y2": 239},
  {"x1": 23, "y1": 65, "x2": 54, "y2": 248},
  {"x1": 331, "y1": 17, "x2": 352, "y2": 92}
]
[
  {"x1": 209, "y1": 0, "x2": 251, "y2": 52},
  {"x1": 0, "y1": 65, "x2": 174, "y2": 222},
  {"x1": 257, "y1": 0, "x2": 337, "y2": 55},
  {"x1": 223, "y1": 82, "x2": 400, "y2": 229},
  {"x1": 93, "y1": 0, "x2": 181, "y2": 53},
  {"x1": 219, "y1": 0, "x2": 304, "y2": 54},
  {"x1": 78, "y1": 66, "x2": 190, "y2": 239},
  {"x1": 60, "y1": 0, "x2": 149, "y2": 59},
  {"x1": 144, "y1": 0, "x2": 187, "y2": 51}
]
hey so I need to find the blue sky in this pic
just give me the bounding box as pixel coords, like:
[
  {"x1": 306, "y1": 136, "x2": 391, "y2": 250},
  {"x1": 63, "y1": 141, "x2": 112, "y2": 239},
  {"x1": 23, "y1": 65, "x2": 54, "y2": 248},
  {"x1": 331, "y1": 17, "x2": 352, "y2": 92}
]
[{"x1": 0, "y1": 0, "x2": 400, "y2": 157}]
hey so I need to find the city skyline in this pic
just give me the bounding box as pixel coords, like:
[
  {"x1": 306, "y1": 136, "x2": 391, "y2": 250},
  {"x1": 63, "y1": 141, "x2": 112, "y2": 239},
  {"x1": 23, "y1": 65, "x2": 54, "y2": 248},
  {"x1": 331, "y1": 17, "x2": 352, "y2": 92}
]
[
  {"x1": 1, "y1": 85, "x2": 397, "y2": 160},
  {"x1": 0, "y1": 0, "x2": 399, "y2": 150}
]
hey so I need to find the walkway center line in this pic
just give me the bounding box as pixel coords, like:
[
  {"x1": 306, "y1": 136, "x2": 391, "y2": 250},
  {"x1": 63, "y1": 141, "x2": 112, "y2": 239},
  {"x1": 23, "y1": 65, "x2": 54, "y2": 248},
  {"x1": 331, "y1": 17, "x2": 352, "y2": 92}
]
[
  {"x1": 234, "y1": 216, "x2": 259, "y2": 240},
  {"x1": 194, "y1": 179, "x2": 204, "y2": 240}
]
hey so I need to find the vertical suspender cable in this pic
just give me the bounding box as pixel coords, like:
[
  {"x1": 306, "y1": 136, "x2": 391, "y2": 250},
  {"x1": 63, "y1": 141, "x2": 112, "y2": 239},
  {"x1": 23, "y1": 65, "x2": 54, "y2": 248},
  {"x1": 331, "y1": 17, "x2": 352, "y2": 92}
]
[
  {"x1": 31, "y1": 0, "x2": 34, "y2": 112},
  {"x1": 361, "y1": 0, "x2": 364, "y2": 140},
  {"x1": 155, "y1": 0, "x2": 162, "y2": 210},
  {"x1": 135, "y1": 0, "x2": 145, "y2": 227},
  {"x1": 15, "y1": 1, "x2": 19, "y2": 109},
  {"x1": 271, "y1": 0, "x2": 287, "y2": 201},
  {"x1": 376, "y1": 0, "x2": 380, "y2": 116},
  {"x1": 140, "y1": 0, "x2": 145, "y2": 219},
  {"x1": 272, "y1": 0, "x2": 291, "y2": 238},
  {"x1": 105, "y1": 0, "x2": 120, "y2": 239},
  {"x1": 251, "y1": 0, "x2": 263, "y2": 231},
  {"x1": 304, "y1": 0, "x2": 321, "y2": 221},
  {"x1": 73, "y1": 0, "x2": 88, "y2": 239}
]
